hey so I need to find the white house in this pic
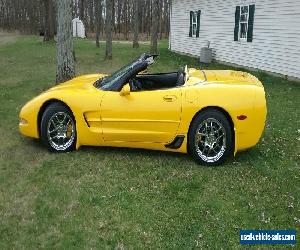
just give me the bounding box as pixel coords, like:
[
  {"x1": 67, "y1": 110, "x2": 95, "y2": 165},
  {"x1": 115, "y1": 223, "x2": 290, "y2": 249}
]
[
  {"x1": 169, "y1": 0, "x2": 300, "y2": 80},
  {"x1": 72, "y1": 18, "x2": 85, "y2": 38}
]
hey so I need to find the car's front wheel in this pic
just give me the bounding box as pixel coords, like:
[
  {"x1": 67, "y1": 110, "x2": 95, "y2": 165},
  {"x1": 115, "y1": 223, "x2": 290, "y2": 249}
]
[
  {"x1": 40, "y1": 102, "x2": 76, "y2": 152},
  {"x1": 188, "y1": 109, "x2": 233, "y2": 166}
]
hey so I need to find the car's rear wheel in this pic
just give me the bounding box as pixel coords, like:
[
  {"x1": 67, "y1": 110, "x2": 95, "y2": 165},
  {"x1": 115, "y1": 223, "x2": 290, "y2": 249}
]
[
  {"x1": 40, "y1": 103, "x2": 76, "y2": 152},
  {"x1": 188, "y1": 109, "x2": 233, "y2": 166}
]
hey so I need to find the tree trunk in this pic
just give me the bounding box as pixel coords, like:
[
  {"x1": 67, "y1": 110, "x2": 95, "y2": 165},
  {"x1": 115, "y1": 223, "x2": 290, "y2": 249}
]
[
  {"x1": 165, "y1": 0, "x2": 170, "y2": 37},
  {"x1": 43, "y1": 0, "x2": 55, "y2": 41},
  {"x1": 79, "y1": 0, "x2": 84, "y2": 21},
  {"x1": 124, "y1": 0, "x2": 128, "y2": 40},
  {"x1": 79, "y1": 0, "x2": 87, "y2": 37},
  {"x1": 147, "y1": 0, "x2": 151, "y2": 39},
  {"x1": 150, "y1": 0, "x2": 159, "y2": 54},
  {"x1": 95, "y1": 0, "x2": 102, "y2": 47},
  {"x1": 56, "y1": 0, "x2": 75, "y2": 83},
  {"x1": 117, "y1": 0, "x2": 121, "y2": 34},
  {"x1": 159, "y1": 0, "x2": 163, "y2": 40},
  {"x1": 132, "y1": 0, "x2": 139, "y2": 48},
  {"x1": 112, "y1": 0, "x2": 116, "y2": 33},
  {"x1": 105, "y1": 0, "x2": 113, "y2": 60},
  {"x1": 88, "y1": 0, "x2": 94, "y2": 32}
]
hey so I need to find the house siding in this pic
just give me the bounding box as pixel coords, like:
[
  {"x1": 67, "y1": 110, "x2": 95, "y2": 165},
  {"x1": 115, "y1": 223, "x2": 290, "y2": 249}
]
[{"x1": 170, "y1": 0, "x2": 300, "y2": 79}]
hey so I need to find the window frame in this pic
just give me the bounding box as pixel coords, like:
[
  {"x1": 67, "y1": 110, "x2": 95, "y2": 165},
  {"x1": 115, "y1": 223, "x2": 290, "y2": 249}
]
[
  {"x1": 191, "y1": 11, "x2": 198, "y2": 37},
  {"x1": 239, "y1": 5, "x2": 249, "y2": 41}
]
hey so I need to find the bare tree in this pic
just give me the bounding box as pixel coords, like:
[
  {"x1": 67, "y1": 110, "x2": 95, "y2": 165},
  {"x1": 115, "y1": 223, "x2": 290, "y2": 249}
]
[
  {"x1": 43, "y1": 0, "x2": 55, "y2": 41},
  {"x1": 56, "y1": 0, "x2": 75, "y2": 83},
  {"x1": 0, "y1": 0, "x2": 171, "y2": 41},
  {"x1": 132, "y1": 0, "x2": 139, "y2": 48},
  {"x1": 95, "y1": 0, "x2": 102, "y2": 47},
  {"x1": 150, "y1": 0, "x2": 159, "y2": 54},
  {"x1": 158, "y1": 0, "x2": 163, "y2": 39},
  {"x1": 116, "y1": 0, "x2": 122, "y2": 34},
  {"x1": 123, "y1": 0, "x2": 129, "y2": 40},
  {"x1": 111, "y1": 0, "x2": 116, "y2": 33},
  {"x1": 79, "y1": 0, "x2": 85, "y2": 21},
  {"x1": 105, "y1": 0, "x2": 113, "y2": 60},
  {"x1": 88, "y1": 0, "x2": 94, "y2": 32},
  {"x1": 164, "y1": 0, "x2": 170, "y2": 38}
]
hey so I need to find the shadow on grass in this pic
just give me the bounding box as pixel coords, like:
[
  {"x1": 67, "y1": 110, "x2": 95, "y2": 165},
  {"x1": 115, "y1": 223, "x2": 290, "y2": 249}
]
[
  {"x1": 21, "y1": 137, "x2": 254, "y2": 169},
  {"x1": 81, "y1": 145, "x2": 192, "y2": 161}
]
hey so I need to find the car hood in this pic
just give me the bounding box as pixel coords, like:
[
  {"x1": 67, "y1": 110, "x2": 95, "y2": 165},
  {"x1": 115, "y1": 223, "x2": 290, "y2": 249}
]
[{"x1": 47, "y1": 74, "x2": 107, "y2": 92}]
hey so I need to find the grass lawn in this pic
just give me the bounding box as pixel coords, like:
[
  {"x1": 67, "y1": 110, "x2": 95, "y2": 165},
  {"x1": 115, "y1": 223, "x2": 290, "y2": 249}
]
[{"x1": 0, "y1": 35, "x2": 299, "y2": 249}]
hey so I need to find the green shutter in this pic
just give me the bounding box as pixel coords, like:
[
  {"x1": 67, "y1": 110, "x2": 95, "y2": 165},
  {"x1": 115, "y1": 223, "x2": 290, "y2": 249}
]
[
  {"x1": 189, "y1": 11, "x2": 193, "y2": 37},
  {"x1": 234, "y1": 6, "x2": 240, "y2": 41},
  {"x1": 196, "y1": 10, "x2": 201, "y2": 37},
  {"x1": 247, "y1": 4, "x2": 255, "y2": 42}
]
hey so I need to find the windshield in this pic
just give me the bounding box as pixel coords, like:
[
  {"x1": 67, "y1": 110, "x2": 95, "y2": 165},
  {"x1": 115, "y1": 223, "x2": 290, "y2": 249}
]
[{"x1": 96, "y1": 60, "x2": 141, "y2": 90}]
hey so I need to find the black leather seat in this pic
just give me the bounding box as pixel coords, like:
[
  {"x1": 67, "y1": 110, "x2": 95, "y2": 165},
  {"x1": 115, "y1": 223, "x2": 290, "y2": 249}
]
[{"x1": 131, "y1": 70, "x2": 185, "y2": 90}]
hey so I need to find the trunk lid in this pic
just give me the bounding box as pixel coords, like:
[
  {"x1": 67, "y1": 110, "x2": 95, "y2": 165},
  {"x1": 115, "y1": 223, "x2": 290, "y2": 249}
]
[{"x1": 203, "y1": 70, "x2": 263, "y2": 87}]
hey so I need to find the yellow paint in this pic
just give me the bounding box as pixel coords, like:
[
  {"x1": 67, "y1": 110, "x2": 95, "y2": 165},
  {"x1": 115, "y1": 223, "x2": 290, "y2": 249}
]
[{"x1": 19, "y1": 69, "x2": 267, "y2": 155}]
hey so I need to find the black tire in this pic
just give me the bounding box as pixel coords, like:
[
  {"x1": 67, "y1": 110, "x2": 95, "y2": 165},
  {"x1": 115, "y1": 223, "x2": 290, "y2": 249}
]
[
  {"x1": 188, "y1": 109, "x2": 233, "y2": 166},
  {"x1": 40, "y1": 102, "x2": 76, "y2": 152}
]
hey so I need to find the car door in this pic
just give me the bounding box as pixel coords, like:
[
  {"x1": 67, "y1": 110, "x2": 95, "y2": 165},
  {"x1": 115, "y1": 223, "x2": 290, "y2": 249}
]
[{"x1": 100, "y1": 86, "x2": 182, "y2": 143}]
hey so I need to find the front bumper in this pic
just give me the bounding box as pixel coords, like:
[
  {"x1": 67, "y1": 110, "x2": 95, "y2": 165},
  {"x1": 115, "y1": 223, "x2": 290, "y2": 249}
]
[
  {"x1": 19, "y1": 118, "x2": 39, "y2": 139},
  {"x1": 19, "y1": 100, "x2": 40, "y2": 139}
]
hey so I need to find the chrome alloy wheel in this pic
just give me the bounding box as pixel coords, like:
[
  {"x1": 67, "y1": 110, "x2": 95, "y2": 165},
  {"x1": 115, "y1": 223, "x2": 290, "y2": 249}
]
[
  {"x1": 195, "y1": 118, "x2": 226, "y2": 163},
  {"x1": 46, "y1": 112, "x2": 75, "y2": 151}
]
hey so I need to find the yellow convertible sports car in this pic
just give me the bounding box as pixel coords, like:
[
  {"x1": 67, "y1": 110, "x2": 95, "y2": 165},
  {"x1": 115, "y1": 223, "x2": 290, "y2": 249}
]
[{"x1": 19, "y1": 54, "x2": 267, "y2": 165}]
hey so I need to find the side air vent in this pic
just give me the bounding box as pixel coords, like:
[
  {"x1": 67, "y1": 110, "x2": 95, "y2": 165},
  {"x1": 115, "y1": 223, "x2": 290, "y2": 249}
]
[{"x1": 165, "y1": 136, "x2": 185, "y2": 149}]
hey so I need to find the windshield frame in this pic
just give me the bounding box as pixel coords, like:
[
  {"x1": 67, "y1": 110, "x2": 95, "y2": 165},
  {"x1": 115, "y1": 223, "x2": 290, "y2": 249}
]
[{"x1": 94, "y1": 54, "x2": 157, "y2": 91}]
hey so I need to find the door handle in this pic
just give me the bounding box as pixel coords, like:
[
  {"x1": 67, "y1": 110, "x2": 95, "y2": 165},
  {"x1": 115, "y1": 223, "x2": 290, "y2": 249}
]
[{"x1": 163, "y1": 95, "x2": 177, "y2": 102}]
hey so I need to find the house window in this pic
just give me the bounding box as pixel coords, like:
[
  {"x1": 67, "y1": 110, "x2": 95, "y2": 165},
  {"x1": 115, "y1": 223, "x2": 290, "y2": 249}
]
[
  {"x1": 239, "y1": 6, "x2": 249, "y2": 40},
  {"x1": 234, "y1": 4, "x2": 255, "y2": 42},
  {"x1": 189, "y1": 10, "x2": 201, "y2": 38},
  {"x1": 192, "y1": 12, "x2": 198, "y2": 37}
]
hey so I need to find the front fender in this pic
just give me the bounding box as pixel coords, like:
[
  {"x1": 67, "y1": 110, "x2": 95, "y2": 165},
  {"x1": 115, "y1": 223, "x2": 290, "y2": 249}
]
[{"x1": 19, "y1": 94, "x2": 47, "y2": 138}]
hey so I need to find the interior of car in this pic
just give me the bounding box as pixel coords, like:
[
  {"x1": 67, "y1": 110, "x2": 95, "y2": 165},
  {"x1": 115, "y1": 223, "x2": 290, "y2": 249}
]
[{"x1": 129, "y1": 69, "x2": 185, "y2": 91}]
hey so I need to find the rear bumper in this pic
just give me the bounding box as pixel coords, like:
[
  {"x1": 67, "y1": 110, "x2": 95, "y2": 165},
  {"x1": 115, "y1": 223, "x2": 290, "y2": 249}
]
[{"x1": 234, "y1": 87, "x2": 267, "y2": 153}]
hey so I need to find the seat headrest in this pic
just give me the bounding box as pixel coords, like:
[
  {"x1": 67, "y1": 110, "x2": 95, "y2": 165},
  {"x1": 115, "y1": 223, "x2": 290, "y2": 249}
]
[{"x1": 176, "y1": 71, "x2": 185, "y2": 86}]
